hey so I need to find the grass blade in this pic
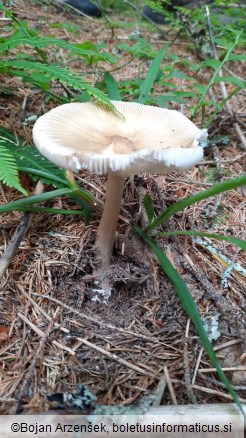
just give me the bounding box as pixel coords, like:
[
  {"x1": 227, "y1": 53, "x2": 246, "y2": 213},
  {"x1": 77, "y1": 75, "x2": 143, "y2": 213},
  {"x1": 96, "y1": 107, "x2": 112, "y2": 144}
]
[
  {"x1": 0, "y1": 188, "x2": 72, "y2": 214},
  {"x1": 138, "y1": 44, "x2": 168, "y2": 104},
  {"x1": 135, "y1": 227, "x2": 244, "y2": 416},
  {"x1": 157, "y1": 230, "x2": 246, "y2": 251},
  {"x1": 192, "y1": 31, "x2": 242, "y2": 119},
  {"x1": 104, "y1": 72, "x2": 121, "y2": 101},
  {"x1": 17, "y1": 207, "x2": 85, "y2": 215},
  {"x1": 144, "y1": 194, "x2": 155, "y2": 223},
  {"x1": 18, "y1": 167, "x2": 69, "y2": 188},
  {"x1": 145, "y1": 175, "x2": 246, "y2": 233}
]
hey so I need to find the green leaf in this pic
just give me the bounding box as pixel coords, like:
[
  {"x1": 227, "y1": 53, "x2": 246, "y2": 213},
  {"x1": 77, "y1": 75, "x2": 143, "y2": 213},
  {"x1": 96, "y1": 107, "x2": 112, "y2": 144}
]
[
  {"x1": 158, "y1": 81, "x2": 177, "y2": 88},
  {"x1": 0, "y1": 140, "x2": 28, "y2": 195},
  {"x1": 169, "y1": 69, "x2": 192, "y2": 79},
  {"x1": 194, "y1": 84, "x2": 208, "y2": 93},
  {"x1": 49, "y1": 21, "x2": 80, "y2": 34},
  {"x1": 144, "y1": 194, "x2": 155, "y2": 223},
  {"x1": 145, "y1": 175, "x2": 246, "y2": 234},
  {"x1": 138, "y1": 44, "x2": 168, "y2": 104},
  {"x1": 74, "y1": 42, "x2": 116, "y2": 64},
  {"x1": 70, "y1": 193, "x2": 91, "y2": 225},
  {"x1": 170, "y1": 91, "x2": 199, "y2": 98},
  {"x1": 104, "y1": 72, "x2": 121, "y2": 101},
  {"x1": 64, "y1": 172, "x2": 92, "y2": 224},
  {"x1": 192, "y1": 31, "x2": 242, "y2": 118},
  {"x1": 18, "y1": 167, "x2": 68, "y2": 188},
  {"x1": 229, "y1": 54, "x2": 246, "y2": 61},
  {"x1": 194, "y1": 99, "x2": 223, "y2": 110},
  {"x1": 214, "y1": 76, "x2": 245, "y2": 89},
  {"x1": 157, "y1": 94, "x2": 187, "y2": 106},
  {"x1": 201, "y1": 59, "x2": 221, "y2": 70},
  {"x1": 0, "y1": 188, "x2": 72, "y2": 214},
  {"x1": 206, "y1": 87, "x2": 241, "y2": 127},
  {"x1": 157, "y1": 230, "x2": 246, "y2": 251},
  {"x1": 17, "y1": 207, "x2": 85, "y2": 215},
  {"x1": 135, "y1": 228, "x2": 244, "y2": 416}
]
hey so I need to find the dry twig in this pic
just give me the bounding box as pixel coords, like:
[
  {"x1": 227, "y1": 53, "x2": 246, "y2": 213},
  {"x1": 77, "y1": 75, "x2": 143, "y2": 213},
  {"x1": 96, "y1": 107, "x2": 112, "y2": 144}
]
[{"x1": 164, "y1": 365, "x2": 178, "y2": 405}]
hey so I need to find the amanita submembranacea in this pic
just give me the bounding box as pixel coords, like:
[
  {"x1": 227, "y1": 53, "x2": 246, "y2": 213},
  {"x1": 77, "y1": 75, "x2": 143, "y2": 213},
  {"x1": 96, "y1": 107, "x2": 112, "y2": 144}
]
[{"x1": 33, "y1": 101, "x2": 207, "y2": 297}]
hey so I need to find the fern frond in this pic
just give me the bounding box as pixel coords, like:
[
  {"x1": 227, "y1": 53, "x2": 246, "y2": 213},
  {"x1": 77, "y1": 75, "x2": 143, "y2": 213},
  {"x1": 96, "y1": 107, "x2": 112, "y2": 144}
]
[
  {"x1": 0, "y1": 127, "x2": 66, "y2": 188},
  {"x1": 3, "y1": 59, "x2": 115, "y2": 109},
  {"x1": 0, "y1": 25, "x2": 117, "y2": 64},
  {"x1": 0, "y1": 34, "x2": 116, "y2": 64},
  {"x1": 16, "y1": 146, "x2": 68, "y2": 188},
  {"x1": 0, "y1": 140, "x2": 28, "y2": 195},
  {"x1": 0, "y1": 34, "x2": 92, "y2": 56},
  {"x1": 0, "y1": 128, "x2": 92, "y2": 215}
]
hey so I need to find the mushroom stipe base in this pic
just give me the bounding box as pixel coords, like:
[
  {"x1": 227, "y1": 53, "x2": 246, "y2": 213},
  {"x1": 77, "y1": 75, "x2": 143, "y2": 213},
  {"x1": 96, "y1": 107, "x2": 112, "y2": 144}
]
[{"x1": 93, "y1": 172, "x2": 125, "y2": 300}]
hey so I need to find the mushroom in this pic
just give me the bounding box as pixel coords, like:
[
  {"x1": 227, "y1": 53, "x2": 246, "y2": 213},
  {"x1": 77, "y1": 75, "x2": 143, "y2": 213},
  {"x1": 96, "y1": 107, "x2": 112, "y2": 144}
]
[{"x1": 32, "y1": 101, "x2": 207, "y2": 295}]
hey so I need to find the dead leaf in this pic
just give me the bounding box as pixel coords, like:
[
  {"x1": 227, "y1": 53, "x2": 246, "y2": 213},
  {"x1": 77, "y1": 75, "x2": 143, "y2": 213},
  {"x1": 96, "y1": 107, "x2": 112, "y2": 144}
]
[{"x1": 0, "y1": 325, "x2": 9, "y2": 343}]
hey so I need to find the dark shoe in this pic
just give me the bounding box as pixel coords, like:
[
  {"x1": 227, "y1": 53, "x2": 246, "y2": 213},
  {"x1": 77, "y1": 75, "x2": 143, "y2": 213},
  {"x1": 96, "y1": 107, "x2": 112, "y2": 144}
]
[
  {"x1": 143, "y1": 1, "x2": 214, "y2": 24},
  {"x1": 64, "y1": 0, "x2": 102, "y2": 17},
  {"x1": 143, "y1": 6, "x2": 166, "y2": 24}
]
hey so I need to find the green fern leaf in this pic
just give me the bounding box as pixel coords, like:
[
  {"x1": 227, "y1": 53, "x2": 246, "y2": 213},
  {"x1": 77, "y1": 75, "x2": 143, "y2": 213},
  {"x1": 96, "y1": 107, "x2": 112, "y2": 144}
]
[
  {"x1": 0, "y1": 32, "x2": 116, "y2": 64},
  {"x1": 0, "y1": 34, "x2": 93, "y2": 54},
  {"x1": 16, "y1": 146, "x2": 68, "y2": 188},
  {"x1": 0, "y1": 127, "x2": 92, "y2": 213},
  {"x1": 0, "y1": 127, "x2": 67, "y2": 188},
  {"x1": 0, "y1": 140, "x2": 28, "y2": 195},
  {"x1": 4, "y1": 59, "x2": 115, "y2": 110}
]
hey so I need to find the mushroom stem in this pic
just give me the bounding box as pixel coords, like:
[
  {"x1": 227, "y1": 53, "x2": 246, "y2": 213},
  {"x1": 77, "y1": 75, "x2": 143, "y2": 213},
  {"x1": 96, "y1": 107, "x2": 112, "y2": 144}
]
[{"x1": 95, "y1": 172, "x2": 125, "y2": 277}]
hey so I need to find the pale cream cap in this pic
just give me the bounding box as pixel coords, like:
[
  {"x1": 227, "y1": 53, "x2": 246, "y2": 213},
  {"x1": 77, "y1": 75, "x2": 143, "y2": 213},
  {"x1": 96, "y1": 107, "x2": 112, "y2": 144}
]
[{"x1": 33, "y1": 101, "x2": 207, "y2": 175}]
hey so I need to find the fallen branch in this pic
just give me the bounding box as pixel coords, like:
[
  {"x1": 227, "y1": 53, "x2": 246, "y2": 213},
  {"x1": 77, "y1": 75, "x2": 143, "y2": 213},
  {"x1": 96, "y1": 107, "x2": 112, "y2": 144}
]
[{"x1": 0, "y1": 181, "x2": 44, "y2": 282}]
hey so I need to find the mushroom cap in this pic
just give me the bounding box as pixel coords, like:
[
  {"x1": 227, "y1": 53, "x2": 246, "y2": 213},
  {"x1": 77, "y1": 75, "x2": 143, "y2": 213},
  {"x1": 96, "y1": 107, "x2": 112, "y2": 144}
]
[{"x1": 32, "y1": 101, "x2": 207, "y2": 176}]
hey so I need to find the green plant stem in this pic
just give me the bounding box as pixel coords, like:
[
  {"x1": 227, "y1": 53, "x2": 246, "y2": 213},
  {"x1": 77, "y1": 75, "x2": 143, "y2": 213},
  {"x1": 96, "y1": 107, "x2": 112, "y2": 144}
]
[
  {"x1": 64, "y1": 169, "x2": 93, "y2": 223},
  {"x1": 192, "y1": 31, "x2": 242, "y2": 119},
  {"x1": 145, "y1": 175, "x2": 246, "y2": 234},
  {"x1": 205, "y1": 87, "x2": 241, "y2": 128},
  {"x1": 65, "y1": 169, "x2": 93, "y2": 203}
]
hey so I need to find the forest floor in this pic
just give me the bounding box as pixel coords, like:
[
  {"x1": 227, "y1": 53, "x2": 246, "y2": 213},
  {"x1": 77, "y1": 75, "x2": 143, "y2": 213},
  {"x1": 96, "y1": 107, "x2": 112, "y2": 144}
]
[{"x1": 0, "y1": 0, "x2": 245, "y2": 415}]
